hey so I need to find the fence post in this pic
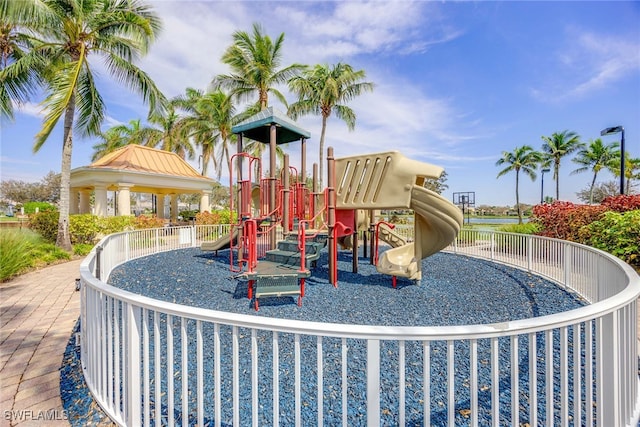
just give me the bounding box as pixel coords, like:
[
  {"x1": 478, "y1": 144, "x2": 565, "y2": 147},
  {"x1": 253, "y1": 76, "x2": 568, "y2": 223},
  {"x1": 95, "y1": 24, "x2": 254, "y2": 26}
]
[
  {"x1": 367, "y1": 339, "x2": 380, "y2": 427},
  {"x1": 563, "y1": 242, "x2": 571, "y2": 289},
  {"x1": 597, "y1": 311, "x2": 620, "y2": 426},
  {"x1": 95, "y1": 246, "x2": 102, "y2": 280},
  {"x1": 526, "y1": 235, "x2": 532, "y2": 272},
  {"x1": 125, "y1": 231, "x2": 130, "y2": 261},
  {"x1": 126, "y1": 302, "x2": 142, "y2": 426},
  {"x1": 490, "y1": 233, "x2": 495, "y2": 260}
]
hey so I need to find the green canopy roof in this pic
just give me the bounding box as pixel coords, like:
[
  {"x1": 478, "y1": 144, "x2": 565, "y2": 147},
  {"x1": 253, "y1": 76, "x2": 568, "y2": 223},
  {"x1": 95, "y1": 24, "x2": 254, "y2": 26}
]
[{"x1": 232, "y1": 107, "x2": 311, "y2": 144}]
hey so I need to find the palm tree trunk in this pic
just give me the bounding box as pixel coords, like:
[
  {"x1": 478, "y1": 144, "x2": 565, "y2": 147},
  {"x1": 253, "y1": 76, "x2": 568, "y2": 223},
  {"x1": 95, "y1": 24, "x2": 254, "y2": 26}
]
[
  {"x1": 589, "y1": 173, "x2": 597, "y2": 204},
  {"x1": 56, "y1": 96, "x2": 75, "y2": 251},
  {"x1": 554, "y1": 162, "x2": 560, "y2": 200},
  {"x1": 318, "y1": 115, "x2": 328, "y2": 189}
]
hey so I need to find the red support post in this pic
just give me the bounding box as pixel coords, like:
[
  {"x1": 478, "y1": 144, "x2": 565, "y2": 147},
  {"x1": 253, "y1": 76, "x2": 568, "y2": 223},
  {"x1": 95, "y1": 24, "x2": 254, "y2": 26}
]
[{"x1": 327, "y1": 147, "x2": 337, "y2": 287}]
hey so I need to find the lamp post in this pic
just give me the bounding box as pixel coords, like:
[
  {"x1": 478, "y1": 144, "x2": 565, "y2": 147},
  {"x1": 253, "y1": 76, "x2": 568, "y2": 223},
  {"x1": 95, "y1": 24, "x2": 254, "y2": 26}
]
[
  {"x1": 540, "y1": 168, "x2": 550, "y2": 204},
  {"x1": 600, "y1": 126, "x2": 625, "y2": 195}
]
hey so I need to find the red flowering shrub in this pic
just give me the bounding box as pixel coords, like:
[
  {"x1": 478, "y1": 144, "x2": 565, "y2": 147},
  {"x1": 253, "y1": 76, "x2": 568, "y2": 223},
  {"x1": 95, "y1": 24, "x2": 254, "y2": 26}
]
[
  {"x1": 601, "y1": 194, "x2": 640, "y2": 212},
  {"x1": 530, "y1": 201, "x2": 607, "y2": 241}
]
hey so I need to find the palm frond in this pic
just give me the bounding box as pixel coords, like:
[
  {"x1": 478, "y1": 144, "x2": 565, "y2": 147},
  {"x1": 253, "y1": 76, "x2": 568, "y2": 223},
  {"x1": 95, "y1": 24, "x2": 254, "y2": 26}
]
[
  {"x1": 74, "y1": 63, "x2": 104, "y2": 137},
  {"x1": 34, "y1": 55, "x2": 84, "y2": 152},
  {"x1": 104, "y1": 52, "x2": 167, "y2": 117}
]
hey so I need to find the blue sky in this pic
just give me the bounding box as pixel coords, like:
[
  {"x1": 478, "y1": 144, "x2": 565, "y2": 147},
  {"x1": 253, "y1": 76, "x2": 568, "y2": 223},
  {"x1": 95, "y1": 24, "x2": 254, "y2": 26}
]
[{"x1": 1, "y1": 0, "x2": 638, "y2": 207}]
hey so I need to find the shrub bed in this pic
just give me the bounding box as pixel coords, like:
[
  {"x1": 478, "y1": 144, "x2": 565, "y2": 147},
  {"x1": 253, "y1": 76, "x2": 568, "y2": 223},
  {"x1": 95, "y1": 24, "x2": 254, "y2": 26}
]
[{"x1": 531, "y1": 194, "x2": 640, "y2": 270}]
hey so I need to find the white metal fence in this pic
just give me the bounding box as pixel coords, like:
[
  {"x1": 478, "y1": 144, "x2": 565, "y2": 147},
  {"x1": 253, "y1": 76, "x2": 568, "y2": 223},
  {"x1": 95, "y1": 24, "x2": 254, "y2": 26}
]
[{"x1": 79, "y1": 225, "x2": 640, "y2": 426}]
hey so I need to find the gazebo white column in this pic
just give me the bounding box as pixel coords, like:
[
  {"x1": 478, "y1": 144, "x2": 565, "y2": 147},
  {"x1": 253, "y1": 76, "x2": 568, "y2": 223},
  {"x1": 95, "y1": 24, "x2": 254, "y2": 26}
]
[
  {"x1": 79, "y1": 190, "x2": 91, "y2": 214},
  {"x1": 200, "y1": 190, "x2": 211, "y2": 213},
  {"x1": 70, "y1": 189, "x2": 79, "y2": 214},
  {"x1": 156, "y1": 194, "x2": 166, "y2": 219},
  {"x1": 117, "y1": 183, "x2": 134, "y2": 216},
  {"x1": 94, "y1": 184, "x2": 108, "y2": 217},
  {"x1": 170, "y1": 194, "x2": 178, "y2": 222}
]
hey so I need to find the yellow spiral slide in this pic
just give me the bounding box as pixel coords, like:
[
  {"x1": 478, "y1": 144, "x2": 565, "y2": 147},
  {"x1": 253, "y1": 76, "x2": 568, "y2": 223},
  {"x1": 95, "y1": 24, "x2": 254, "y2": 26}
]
[{"x1": 334, "y1": 151, "x2": 463, "y2": 283}]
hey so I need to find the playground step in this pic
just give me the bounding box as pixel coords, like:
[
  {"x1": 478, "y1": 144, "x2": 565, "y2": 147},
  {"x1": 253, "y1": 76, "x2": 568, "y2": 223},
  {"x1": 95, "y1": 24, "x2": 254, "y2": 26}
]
[
  {"x1": 276, "y1": 240, "x2": 323, "y2": 254},
  {"x1": 254, "y1": 274, "x2": 301, "y2": 299},
  {"x1": 265, "y1": 249, "x2": 310, "y2": 267}
]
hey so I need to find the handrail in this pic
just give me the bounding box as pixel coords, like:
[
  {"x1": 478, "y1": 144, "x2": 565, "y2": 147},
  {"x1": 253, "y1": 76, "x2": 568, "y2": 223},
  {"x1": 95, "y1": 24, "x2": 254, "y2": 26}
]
[
  {"x1": 79, "y1": 226, "x2": 640, "y2": 426},
  {"x1": 373, "y1": 220, "x2": 395, "y2": 266},
  {"x1": 80, "y1": 226, "x2": 639, "y2": 339}
]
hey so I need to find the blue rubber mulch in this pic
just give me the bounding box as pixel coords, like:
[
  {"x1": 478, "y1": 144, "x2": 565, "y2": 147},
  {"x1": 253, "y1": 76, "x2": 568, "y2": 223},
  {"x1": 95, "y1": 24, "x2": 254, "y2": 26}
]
[{"x1": 61, "y1": 248, "x2": 588, "y2": 426}]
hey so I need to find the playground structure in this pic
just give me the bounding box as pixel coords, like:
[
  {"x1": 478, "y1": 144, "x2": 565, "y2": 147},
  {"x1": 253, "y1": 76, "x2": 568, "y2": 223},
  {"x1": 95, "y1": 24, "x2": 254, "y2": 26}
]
[{"x1": 202, "y1": 108, "x2": 464, "y2": 309}]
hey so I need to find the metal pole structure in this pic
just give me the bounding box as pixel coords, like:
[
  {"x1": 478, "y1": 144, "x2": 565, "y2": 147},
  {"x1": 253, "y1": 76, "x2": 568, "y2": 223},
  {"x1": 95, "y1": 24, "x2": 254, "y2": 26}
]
[
  {"x1": 300, "y1": 137, "x2": 306, "y2": 191},
  {"x1": 283, "y1": 155, "x2": 290, "y2": 234},
  {"x1": 312, "y1": 163, "x2": 319, "y2": 229},
  {"x1": 327, "y1": 147, "x2": 337, "y2": 286},
  {"x1": 236, "y1": 134, "x2": 243, "y2": 222},
  {"x1": 540, "y1": 168, "x2": 550, "y2": 204},
  {"x1": 369, "y1": 210, "x2": 375, "y2": 265},
  {"x1": 269, "y1": 124, "x2": 277, "y2": 249},
  {"x1": 601, "y1": 126, "x2": 625, "y2": 195},
  {"x1": 352, "y1": 210, "x2": 358, "y2": 274},
  {"x1": 620, "y1": 128, "x2": 626, "y2": 195}
]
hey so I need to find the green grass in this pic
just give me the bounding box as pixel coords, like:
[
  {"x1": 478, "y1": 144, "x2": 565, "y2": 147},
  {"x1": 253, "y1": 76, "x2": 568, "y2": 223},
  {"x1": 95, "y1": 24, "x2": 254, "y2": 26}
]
[
  {"x1": 0, "y1": 229, "x2": 71, "y2": 282},
  {"x1": 0, "y1": 216, "x2": 28, "y2": 222}
]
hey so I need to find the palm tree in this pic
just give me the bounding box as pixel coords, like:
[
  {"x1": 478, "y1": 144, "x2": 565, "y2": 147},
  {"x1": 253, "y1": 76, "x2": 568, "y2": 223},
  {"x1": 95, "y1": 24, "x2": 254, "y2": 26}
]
[
  {"x1": 610, "y1": 154, "x2": 640, "y2": 195},
  {"x1": 144, "y1": 104, "x2": 195, "y2": 160},
  {"x1": 541, "y1": 130, "x2": 583, "y2": 201},
  {"x1": 571, "y1": 138, "x2": 619, "y2": 204},
  {"x1": 91, "y1": 119, "x2": 148, "y2": 161},
  {"x1": 173, "y1": 88, "x2": 239, "y2": 178},
  {"x1": 91, "y1": 126, "x2": 127, "y2": 161},
  {"x1": 2, "y1": 0, "x2": 165, "y2": 250},
  {"x1": 212, "y1": 23, "x2": 304, "y2": 111},
  {"x1": 626, "y1": 157, "x2": 640, "y2": 194},
  {"x1": 288, "y1": 63, "x2": 374, "y2": 188},
  {"x1": 496, "y1": 145, "x2": 542, "y2": 224},
  {"x1": 0, "y1": 1, "x2": 44, "y2": 119}
]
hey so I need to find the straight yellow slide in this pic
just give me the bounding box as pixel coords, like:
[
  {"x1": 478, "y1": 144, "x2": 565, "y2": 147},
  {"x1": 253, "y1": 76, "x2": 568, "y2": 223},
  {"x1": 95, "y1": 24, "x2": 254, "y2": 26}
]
[{"x1": 201, "y1": 227, "x2": 240, "y2": 252}]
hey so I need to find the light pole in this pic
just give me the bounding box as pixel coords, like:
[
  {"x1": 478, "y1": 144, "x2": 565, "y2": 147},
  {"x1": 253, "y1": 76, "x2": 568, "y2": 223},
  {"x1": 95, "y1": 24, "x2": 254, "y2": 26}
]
[
  {"x1": 600, "y1": 126, "x2": 625, "y2": 195},
  {"x1": 540, "y1": 168, "x2": 550, "y2": 204}
]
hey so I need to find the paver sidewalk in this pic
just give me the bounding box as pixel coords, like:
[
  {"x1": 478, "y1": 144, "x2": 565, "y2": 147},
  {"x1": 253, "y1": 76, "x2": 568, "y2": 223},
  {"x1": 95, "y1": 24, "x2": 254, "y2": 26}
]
[{"x1": 0, "y1": 259, "x2": 82, "y2": 427}]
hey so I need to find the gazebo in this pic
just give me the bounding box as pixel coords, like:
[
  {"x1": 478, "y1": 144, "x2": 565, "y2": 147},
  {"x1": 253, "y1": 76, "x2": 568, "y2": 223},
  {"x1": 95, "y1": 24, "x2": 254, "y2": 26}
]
[{"x1": 70, "y1": 145, "x2": 216, "y2": 222}]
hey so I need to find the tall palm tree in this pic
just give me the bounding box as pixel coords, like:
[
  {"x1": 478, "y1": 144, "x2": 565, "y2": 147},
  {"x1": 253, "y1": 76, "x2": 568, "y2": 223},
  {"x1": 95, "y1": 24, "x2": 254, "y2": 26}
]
[
  {"x1": 0, "y1": 1, "x2": 44, "y2": 119},
  {"x1": 610, "y1": 154, "x2": 640, "y2": 195},
  {"x1": 288, "y1": 63, "x2": 374, "y2": 188},
  {"x1": 2, "y1": 0, "x2": 165, "y2": 250},
  {"x1": 91, "y1": 119, "x2": 147, "y2": 161},
  {"x1": 496, "y1": 145, "x2": 542, "y2": 224},
  {"x1": 144, "y1": 104, "x2": 195, "y2": 160},
  {"x1": 626, "y1": 157, "x2": 640, "y2": 194},
  {"x1": 173, "y1": 88, "x2": 239, "y2": 178},
  {"x1": 212, "y1": 23, "x2": 304, "y2": 111},
  {"x1": 541, "y1": 130, "x2": 583, "y2": 201},
  {"x1": 571, "y1": 138, "x2": 619, "y2": 204}
]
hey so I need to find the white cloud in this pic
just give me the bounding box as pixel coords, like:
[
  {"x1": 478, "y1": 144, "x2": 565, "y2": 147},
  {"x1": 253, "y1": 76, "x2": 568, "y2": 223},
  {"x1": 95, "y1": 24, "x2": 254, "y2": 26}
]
[
  {"x1": 16, "y1": 102, "x2": 46, "y2": 118},
  {"x1": 531, "y1": 28, "x2": 640, "y2": 102}
]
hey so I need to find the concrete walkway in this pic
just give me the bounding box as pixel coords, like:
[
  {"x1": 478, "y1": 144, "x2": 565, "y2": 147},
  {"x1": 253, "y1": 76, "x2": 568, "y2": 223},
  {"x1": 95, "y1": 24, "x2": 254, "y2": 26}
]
[{"x1": 0, "y1": 259, "x2": 82, "y2": 427}]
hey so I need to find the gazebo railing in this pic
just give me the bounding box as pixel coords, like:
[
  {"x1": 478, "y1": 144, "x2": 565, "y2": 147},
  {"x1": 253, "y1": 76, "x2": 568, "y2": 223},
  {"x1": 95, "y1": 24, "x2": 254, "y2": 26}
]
[{"x1": 79, "y1": 225, "x2": 640, "y2": 426}]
